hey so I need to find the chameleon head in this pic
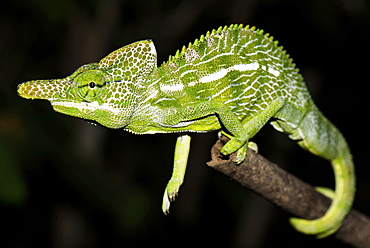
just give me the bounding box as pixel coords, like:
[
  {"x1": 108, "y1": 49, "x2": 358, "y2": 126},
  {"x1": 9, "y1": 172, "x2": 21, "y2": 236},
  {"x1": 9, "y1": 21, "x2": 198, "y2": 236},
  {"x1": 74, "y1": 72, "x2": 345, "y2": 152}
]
[{"x1": 17, "y1": 40, "x2": 157, "y2": 129}]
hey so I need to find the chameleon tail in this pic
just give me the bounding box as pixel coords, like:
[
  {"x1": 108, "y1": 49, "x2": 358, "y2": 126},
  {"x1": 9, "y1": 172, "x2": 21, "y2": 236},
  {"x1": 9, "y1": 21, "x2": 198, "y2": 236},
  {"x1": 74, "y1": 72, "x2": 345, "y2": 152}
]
[
  {"x1": 290, "y1": 150, "x2": 354, "y2": 238},
  {"x1": 288, "y1": 108, "x2": 355, "y2": 238}
]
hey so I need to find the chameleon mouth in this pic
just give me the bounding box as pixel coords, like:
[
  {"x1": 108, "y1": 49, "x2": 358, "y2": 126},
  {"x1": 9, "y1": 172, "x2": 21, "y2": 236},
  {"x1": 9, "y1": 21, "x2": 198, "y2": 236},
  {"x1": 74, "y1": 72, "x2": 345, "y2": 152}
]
[{"x1": 51, "y1": 101, "x2": 120, "y2": 115}]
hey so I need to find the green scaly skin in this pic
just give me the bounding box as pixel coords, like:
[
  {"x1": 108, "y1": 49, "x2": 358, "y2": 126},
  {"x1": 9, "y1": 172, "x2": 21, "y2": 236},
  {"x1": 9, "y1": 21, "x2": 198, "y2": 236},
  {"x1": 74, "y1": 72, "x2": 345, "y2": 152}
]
[{"x1": 17, "y1": 24, "x2": 355, "y2": 238}]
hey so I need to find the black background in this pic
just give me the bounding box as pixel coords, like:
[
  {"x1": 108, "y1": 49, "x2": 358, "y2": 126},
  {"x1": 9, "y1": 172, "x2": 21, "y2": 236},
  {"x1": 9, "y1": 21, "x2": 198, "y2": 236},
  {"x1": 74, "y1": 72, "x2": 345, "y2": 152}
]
[{"x1": 1, "y1": 0, "x2": 369, "y2": 247}]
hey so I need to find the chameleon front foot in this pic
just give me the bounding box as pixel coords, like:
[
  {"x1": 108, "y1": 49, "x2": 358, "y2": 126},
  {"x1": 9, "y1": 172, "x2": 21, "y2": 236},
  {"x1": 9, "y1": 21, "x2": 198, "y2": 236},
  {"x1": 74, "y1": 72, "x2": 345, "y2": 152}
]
[
  {"x1": 233, "y1": 141, "x2": 259, "y2": 163},
  {"x1": 220, "y1": 138, "x2": 245, "y2": 156},
  {"x1": 162, "y1": 178, "x2": 182, "y2": 214},
  {"x1": 221, "y1": 139, "x2": 258, "y2": 164},
  {"x1": 162, "y1": 135, "x2": 191, "y2": 214}
]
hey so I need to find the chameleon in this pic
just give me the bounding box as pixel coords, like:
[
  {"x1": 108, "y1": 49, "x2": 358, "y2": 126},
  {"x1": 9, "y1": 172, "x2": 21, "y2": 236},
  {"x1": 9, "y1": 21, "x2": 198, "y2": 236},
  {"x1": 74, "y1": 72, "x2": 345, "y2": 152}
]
[{"x1": 17, "y1": 24, "x2": 355, "y2": 238}]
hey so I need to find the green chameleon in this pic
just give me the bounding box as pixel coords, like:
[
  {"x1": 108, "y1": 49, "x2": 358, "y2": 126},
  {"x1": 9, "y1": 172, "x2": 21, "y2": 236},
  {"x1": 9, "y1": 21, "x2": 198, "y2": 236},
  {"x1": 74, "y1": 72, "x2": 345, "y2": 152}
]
[{"x1": 17, "y1": 24, "x2": 354, "y2": 238}]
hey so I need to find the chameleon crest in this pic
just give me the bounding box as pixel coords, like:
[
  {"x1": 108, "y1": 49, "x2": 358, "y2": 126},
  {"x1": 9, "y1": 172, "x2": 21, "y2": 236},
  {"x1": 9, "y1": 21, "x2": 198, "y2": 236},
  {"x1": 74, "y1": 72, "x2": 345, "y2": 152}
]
[{"x1": 18, "y1": 24, "x2": 355, "y2": 238}]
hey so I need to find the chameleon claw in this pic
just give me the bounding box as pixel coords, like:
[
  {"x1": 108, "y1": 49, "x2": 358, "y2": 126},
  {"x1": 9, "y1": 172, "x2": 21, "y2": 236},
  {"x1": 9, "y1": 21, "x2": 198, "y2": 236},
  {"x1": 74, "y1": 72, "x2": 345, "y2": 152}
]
[
  {"x1": 231, "y1": 141, "x2": 258, "y2": 164},
  {"x1": 247, "y1": 141, "x2": 258, "y2": 153},
  {"x1": 222, "y1": 140, "x2": 259, "y2": 164},
  {"x1": 162, "y1": 178, "x2": 182, "y2": 214},
  {"x1": 233, "y1": 143, "x2": 247, "y2": 164},
  {"x1": 162, "y1": 189, "x2": 171, "y2": 214}
]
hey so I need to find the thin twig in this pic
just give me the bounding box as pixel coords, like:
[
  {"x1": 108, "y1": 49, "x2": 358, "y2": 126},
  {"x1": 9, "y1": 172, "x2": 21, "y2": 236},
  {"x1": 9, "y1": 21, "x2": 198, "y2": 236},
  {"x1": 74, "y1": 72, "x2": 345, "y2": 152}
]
[{"x1": 207, "y1": 136, "x2": 370, "y2": 247}]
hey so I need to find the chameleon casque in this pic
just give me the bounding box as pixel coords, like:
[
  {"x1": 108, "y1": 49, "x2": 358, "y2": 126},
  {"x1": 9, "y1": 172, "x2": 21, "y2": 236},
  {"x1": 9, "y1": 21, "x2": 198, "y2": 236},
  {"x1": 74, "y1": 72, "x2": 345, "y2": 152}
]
[{"x1": 17, "y1": 24, "x2": 355, "y2": 238}]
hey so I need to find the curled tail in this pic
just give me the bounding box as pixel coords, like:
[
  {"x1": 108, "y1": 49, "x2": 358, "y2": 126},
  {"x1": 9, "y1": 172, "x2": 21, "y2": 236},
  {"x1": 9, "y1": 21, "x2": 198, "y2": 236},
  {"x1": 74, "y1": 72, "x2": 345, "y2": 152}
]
[
  {"x1": 272, "y1": 105, "x2": 355, "y2": 238},
  {"x1": 290, "y1": 150, "x2": 354, "y2": 238}
]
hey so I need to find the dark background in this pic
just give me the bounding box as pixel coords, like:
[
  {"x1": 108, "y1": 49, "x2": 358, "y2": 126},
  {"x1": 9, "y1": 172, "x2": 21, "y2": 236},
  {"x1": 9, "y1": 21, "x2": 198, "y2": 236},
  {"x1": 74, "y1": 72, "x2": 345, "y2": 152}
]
[{"x1": 1, "y1": 0, "x2": 369, "y2": 247}]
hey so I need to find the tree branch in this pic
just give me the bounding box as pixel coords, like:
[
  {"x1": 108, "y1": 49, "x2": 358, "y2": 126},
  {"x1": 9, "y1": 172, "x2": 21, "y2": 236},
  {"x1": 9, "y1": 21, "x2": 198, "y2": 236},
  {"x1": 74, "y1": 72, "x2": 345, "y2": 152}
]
[{"x1": 206, "y1": 136, "x2": 370, "y2": 247}]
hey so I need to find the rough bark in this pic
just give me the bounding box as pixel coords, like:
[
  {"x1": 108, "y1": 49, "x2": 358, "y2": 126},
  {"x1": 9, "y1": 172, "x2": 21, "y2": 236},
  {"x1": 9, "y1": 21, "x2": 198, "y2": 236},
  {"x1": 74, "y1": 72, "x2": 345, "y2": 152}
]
[{"x1": 207, "y1": 136, "x2": 370, "y2": 247}]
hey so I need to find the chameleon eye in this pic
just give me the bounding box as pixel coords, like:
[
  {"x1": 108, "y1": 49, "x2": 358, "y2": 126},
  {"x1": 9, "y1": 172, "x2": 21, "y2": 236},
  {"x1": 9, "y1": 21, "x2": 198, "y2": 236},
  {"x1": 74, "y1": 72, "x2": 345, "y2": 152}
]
[{"x1": 74, "y1": 70, "x2": 107, "y2": 101}]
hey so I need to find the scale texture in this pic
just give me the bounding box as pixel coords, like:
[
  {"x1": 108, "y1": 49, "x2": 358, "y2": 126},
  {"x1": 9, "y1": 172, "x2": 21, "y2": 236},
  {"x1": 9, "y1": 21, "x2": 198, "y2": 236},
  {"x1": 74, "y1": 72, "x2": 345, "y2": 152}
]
[{"x1": 17, "y1": 24, "x2": 355, "y2": 238}]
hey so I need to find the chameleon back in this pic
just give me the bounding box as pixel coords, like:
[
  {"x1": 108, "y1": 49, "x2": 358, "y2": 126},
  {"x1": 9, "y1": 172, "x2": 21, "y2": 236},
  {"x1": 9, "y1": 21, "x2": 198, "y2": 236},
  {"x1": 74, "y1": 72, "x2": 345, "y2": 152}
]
[
  {"x1": 155, "y1": 25, "x2": 312, "y2": 123},
  {"x1": 154, "y1": 25, "x2": 355, "y2": 238}
]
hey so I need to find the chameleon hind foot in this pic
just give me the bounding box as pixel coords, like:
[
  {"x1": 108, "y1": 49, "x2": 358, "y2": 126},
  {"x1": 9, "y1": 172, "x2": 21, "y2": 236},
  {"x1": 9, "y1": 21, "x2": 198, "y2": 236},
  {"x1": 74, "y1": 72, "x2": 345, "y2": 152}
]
[{"x1": 315, "y1": 187, "x2": 335, "y2": 199}]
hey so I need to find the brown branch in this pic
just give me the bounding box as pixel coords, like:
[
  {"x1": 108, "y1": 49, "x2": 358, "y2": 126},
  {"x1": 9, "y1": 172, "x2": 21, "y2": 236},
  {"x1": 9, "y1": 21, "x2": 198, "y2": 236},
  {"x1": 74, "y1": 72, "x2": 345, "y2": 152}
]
[{"x1": 207, "y1": 136, "x2": 370, "y2": 247}]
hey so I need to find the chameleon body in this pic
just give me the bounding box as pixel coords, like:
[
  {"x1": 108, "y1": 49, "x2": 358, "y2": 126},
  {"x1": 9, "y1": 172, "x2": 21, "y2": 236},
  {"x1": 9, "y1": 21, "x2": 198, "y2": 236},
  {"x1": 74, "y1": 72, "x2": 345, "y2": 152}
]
[{"x1": 17, "y1": 24, "x2": 355, "y2": 238}]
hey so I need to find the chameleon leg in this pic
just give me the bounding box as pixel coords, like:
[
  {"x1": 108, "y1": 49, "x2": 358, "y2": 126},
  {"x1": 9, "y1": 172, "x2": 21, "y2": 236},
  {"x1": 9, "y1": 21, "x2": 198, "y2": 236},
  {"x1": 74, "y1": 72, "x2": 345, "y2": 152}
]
[
  {"x1": 161, "y1": 98, "x2": 285, "y2": 212},
  {"x1": 229, "y1": 97, "x2": 285, "y2": 163},
  {"x1": 162, "y1": 134, "x2": 191, "y2": 214},
  {"x1": 162, "y1": 101, "x2": 249, "y2": 155},
  {"x1": 163, "y1": 98, "x2": 285, "y2": 164}
]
